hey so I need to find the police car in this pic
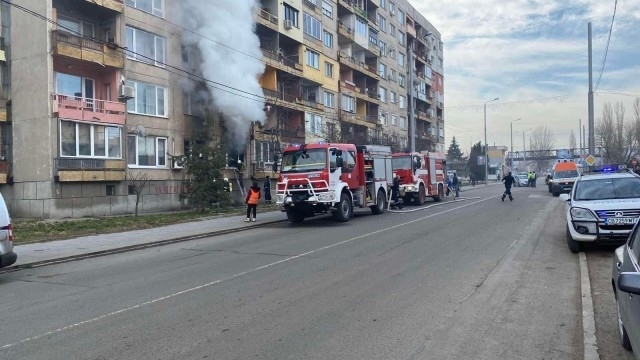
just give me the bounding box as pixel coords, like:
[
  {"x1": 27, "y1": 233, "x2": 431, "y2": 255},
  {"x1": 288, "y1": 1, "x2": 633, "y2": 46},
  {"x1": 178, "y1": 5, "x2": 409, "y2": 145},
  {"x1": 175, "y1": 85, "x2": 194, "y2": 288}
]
[{"x1": 560, "y1": 165, "x2": 640, "y2": 253}]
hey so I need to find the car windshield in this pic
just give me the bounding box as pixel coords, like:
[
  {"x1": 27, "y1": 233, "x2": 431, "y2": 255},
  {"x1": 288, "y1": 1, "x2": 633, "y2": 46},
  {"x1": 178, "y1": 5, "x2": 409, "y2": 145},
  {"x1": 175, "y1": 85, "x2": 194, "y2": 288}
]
[
  {"x1": 280, "y1": 148, "x2": 327, "y2": 173},
  {"x1": 554, "y1": 170, "x2": 579, "y2": 178},
  {"x1": 574, "y1": 177, "x2": 640, "y2": 200},
  {"x1": 518, "y1": 175, "x2": 528, "y2": 180},
  {"x1": 392, "y1": 157, "x2": 412, "y2": 170}
]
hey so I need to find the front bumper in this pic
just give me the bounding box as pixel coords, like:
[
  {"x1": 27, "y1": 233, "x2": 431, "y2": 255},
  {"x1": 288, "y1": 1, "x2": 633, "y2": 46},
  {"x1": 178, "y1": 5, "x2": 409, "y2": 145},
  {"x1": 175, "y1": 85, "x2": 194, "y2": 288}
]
[
  {"x1": 566, "y1": 216, "x2": 632, "y2": 244},
  {"x1": 552, "y1": 183, "x2": 574, "y2": 193},
  {"x1": 0, "y1": 251, "x2": 17, "y2": 268}
]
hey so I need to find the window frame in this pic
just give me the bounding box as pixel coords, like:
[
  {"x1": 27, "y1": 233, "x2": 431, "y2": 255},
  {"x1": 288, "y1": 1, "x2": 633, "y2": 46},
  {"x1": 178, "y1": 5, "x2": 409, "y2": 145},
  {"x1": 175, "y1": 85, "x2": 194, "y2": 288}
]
[
  {"x1": 323, "y1": 30, "x2": 333, "y2": 48},
  {"x1": 324, "y1": 61, "x2": 334, "y2": 77},
  {"x1": 321, "y1": 0, "x2": 333, "y2": 18},
  {"x1": 125, "y1": 26, "x2": 166, "y2": 67},
  {"x1": 127, "y1": 134, "x2": 168, "y2": 168},
  {"x1": 125, "y1": 0, "x2": 164, "y2": 18},
  {"x1": 306, "y1": 49, "x2": 320, "y2": 69},
  {"x1": 284, "y1": 4, "x2": 300, "y2": 27},
  {"x1": 126, "y1": 80, "x2": 168, "y2": 117},
  {"x1": 60, "y1": 120, "x2": 122, "y2": 159},
  {"x1": 324, "y1": 91, "x2": 335, "y2": 108},
  {"x1": 303, "y1": 12, "x2": 322, "y2": 39}
]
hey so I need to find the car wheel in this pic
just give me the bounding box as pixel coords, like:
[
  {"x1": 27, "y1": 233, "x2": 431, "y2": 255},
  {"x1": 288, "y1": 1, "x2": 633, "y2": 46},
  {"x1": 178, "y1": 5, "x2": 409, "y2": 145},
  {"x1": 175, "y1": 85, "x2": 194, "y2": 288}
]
[
  {"x1": 617, "y1": 296, "x2": 633, "y2": 351},
  {"x1": 566, "y1": 225, "x2": 582, "y2": 253}
]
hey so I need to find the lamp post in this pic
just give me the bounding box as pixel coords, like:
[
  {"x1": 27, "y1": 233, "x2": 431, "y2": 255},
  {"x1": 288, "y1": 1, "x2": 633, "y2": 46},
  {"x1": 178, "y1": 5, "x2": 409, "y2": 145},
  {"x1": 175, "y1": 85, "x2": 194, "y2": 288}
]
[
  {"x1": 484, "y1": 97, "x2": 499, "y2": 185},
  {"x1": 510, "y1": 118, "x2": 522, "y2": 170}
]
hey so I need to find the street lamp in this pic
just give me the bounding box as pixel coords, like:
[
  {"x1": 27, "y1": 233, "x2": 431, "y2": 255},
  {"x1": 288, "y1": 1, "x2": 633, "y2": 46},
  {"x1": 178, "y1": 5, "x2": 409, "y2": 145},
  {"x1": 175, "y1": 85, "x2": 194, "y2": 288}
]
[
  {"x1": 510, "y1": 118, "x2": 522, "y2": 170},
  {"x1": 484, "y1": 97, "x2": 499, "y2": 185}
]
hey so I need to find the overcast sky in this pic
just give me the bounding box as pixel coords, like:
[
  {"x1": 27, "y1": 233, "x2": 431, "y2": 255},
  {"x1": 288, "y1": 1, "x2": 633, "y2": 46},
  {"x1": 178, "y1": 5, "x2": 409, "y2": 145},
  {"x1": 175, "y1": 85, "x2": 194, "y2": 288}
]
[{"x1": 407, "y1": 0, "x2": 640, "y2": 155}]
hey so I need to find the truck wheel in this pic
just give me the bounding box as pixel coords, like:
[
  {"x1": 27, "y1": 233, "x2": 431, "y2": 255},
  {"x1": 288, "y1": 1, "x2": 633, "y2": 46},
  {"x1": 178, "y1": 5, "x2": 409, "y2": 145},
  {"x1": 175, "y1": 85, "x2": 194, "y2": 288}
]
[
  {"x1": 333, "y1": 193, "x2": 352, "y2": 222},
  {"x1": 403, "y1": 195, "x2": 413, "y2": 205},
  {"x1": 552, "y1": 191, "x2": 559, "y2": 197},
  {"x1": 434, "y1": 184, "x2": 444, "y2": 202},
  {"x1": 371, "y1": 189, "x2": 386, "y2": 214},
  {"x1": 417, "y1": 185, "x2": 426, "y2": 206},
  {"x1": 286, "y1": 209, "x2": 305, "y2": 223},
  {"x1": 548, "y1": 185, "x2": 552, "y2": 193},
  {"x1": 566, "y1": 225, "x2": 582, "y2": 253}
]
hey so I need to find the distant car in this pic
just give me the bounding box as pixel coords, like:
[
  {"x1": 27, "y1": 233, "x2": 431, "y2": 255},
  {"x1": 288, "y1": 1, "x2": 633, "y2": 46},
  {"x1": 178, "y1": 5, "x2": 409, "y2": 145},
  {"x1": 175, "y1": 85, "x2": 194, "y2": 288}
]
[
  {"x1": 516, "y1": 174, "x2": 529, "y2": 187},
  {"x1": 0, "y1": 192, "x2": 15, "y2": 268},
  {"x1": 562, "y1": 169, "x2": 640, "y2": 253},
  {"x1": 550, "y1": 161, "x2": 579, "y2": 196},
  {"x1": 611, "y1": 223, "x2": 640, "y2": 357}
]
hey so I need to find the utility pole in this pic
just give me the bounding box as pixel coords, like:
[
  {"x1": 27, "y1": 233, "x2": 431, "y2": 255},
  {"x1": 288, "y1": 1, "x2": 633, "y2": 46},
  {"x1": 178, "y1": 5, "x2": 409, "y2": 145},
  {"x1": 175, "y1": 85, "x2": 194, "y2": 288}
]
[
  {"x1": 523, "y1": 132, "x2": 527, "y2": 166},
  {"x1": 578, "y1": 118, "x2": 582, "y2": 156},
  {"x1": 483, "y1": 97, "x2": 499, "y2": 185},
  {"x1": 408, "y1": 45, "x2": 416, "y2": 152},
  {"x1": 588, "y1": 22, "x2": 595, "y2": 155}
]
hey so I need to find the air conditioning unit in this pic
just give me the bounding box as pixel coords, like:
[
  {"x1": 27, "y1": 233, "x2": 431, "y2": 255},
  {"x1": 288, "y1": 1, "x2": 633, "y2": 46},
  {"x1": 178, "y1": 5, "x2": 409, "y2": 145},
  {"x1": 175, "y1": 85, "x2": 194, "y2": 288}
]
[
  {"x1": 173, "y1": 162, "x2": 183, "y2": 170},
  {"x1": 118, "y1": 84, "x2": 135, "y2": 100},
  {"x1": 283, "y1": 19, "x2": 293, "y2": 29}
]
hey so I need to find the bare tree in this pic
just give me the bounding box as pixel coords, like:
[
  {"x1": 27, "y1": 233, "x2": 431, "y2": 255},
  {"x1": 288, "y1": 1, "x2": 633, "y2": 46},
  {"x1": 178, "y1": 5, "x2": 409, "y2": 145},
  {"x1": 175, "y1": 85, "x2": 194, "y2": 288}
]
[
  {"x1": 569, "y1": 130, "x2": 577, "y2": 154},
  {"x1": 528, "y1": 125, "x2": 555, "y2": 172},
  {"x1": 596, "y1": 102, "x2": 637, "y2": 164},
  {"x1": 128, "y1": 171, "x2": 150, "y2": 216}
]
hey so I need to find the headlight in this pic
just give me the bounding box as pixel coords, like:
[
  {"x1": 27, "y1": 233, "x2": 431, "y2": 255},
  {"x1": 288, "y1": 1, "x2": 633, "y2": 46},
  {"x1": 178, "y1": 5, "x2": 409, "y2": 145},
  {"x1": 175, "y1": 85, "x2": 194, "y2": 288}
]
[
  {"x1": 318, "y1": 193, "x2": 335, "y2": 201},
  {"x1": 570, "y1": 207, "x2": 596, "y2": 221}
]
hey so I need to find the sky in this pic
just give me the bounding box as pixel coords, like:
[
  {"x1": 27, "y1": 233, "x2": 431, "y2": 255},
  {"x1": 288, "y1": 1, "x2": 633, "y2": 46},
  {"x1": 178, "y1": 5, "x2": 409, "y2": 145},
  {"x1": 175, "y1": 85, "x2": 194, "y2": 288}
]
[{"x1": 406, "y1": 0, "x2": 640, "y2": 155}]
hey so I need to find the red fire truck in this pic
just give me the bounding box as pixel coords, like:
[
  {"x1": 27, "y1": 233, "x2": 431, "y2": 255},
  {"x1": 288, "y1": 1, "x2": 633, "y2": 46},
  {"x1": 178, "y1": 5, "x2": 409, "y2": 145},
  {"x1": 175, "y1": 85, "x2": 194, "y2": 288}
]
[
  {"x1": 275, "y1": 143, "x2": 393, "y2": 223},
  {"x1": 391, "y1": 151, "x2": 447, "y2": 205}
]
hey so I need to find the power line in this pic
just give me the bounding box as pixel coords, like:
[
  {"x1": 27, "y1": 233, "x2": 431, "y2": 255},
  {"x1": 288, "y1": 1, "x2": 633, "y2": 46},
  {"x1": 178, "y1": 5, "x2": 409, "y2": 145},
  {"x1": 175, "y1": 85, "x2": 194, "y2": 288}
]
[{"x1": 594, "y1": 0, "x2": 618, "y2": 90}]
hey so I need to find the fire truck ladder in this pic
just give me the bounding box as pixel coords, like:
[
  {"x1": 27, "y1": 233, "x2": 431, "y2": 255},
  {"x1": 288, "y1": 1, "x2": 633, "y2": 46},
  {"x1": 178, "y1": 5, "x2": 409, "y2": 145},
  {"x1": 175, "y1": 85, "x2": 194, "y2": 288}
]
[{"x1": 234, "y1": 168, "x2": 246, "y2": 198}]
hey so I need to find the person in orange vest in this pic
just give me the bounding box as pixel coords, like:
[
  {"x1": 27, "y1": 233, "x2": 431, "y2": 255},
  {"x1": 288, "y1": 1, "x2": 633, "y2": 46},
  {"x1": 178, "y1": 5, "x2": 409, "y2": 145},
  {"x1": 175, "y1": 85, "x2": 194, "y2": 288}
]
[{"x1": 245, "y1": 181, "x2": 261, "y2": 222}]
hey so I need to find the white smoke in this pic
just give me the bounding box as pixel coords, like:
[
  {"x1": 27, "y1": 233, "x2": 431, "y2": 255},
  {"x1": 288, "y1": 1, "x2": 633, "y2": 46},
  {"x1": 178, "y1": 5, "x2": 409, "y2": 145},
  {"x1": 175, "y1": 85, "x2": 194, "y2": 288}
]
[{"x1": 181, "y1": 0, "x2": 265, "y2": 149}]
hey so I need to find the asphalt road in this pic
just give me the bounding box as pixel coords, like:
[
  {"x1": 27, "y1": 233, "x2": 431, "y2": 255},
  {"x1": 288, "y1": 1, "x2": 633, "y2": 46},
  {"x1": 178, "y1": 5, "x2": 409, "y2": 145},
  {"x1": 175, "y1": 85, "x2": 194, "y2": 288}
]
[{"x1": 0, "y1": 185, "x2": 583, "y2": 360}]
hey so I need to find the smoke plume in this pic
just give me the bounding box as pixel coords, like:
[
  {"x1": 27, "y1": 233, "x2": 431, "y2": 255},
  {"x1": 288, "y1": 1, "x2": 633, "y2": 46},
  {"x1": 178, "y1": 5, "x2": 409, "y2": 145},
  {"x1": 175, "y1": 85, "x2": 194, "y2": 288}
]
[{"x1": 181, "y1": 0, "x2": 265, "y2": 149}]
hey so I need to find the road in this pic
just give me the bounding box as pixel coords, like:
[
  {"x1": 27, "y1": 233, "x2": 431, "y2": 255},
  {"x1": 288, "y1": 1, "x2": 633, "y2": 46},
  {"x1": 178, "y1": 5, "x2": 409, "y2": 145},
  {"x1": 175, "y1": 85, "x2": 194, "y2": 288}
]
[{"x1": 0, "y1": 185, "x2": 599, "y2": 360}]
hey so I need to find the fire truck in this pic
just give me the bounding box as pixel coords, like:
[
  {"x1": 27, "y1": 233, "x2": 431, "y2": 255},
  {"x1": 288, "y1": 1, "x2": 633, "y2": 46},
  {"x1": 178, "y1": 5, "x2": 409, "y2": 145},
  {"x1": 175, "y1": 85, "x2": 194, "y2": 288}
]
[
  {"x1": 391, "y1": 151, "x2": 447, "y2": 205},
  {"x1": 275, "y1": 143, "x2": 393, "y2": 223}
]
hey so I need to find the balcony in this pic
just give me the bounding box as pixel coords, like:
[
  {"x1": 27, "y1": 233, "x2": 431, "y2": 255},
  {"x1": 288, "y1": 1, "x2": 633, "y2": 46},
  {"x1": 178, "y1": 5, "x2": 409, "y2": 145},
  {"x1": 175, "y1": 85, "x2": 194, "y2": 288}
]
[
  {"x1": 261, "y1": 48, "x2": 303, "y2": 77},
  {"x1": 54, "y1": 158, "x2": 126, "y2": 182},
  {"x1": 256, "y1": 9, "x2": 278, "y2": 31},
  {"x1": 303, "y1": 0, "x2": 322, "y2": 15},
  {"x1": 338, "y1": 52, "x2": 356, "y2": 69},
  {"x1": 338, "y1": 20, "x2": 355, "y2": 41},
  {"x1": 83, "y1": 0, "x2": 123, "y2": 13},
  {"x1": 52, "y1": 94, "x2": 126, "y2": 125},
  {"x1": 0, "y1": 99, "x2": 8, "y2": 122},
  {"x1": 52, "y1": 30, "x2": 124, "y2": 68}
]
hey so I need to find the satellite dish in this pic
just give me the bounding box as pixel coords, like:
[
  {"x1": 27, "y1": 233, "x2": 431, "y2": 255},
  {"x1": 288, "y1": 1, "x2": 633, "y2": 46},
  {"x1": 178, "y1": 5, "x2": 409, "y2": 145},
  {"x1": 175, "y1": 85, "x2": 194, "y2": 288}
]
[{"x1": 136, "y1": 125, "x2": 147, "y2": 137}]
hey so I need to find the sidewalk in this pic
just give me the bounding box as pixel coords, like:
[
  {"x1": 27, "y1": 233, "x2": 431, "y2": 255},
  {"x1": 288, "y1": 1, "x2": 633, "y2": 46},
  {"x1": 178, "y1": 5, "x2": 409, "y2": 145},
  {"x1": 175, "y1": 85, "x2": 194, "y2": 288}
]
[
  {"x1": 11, "y1": 182, "x2": 501, "y2": 268},
  {"x1": 13, "y1": 210, "x2": 287, "y2": 267}
]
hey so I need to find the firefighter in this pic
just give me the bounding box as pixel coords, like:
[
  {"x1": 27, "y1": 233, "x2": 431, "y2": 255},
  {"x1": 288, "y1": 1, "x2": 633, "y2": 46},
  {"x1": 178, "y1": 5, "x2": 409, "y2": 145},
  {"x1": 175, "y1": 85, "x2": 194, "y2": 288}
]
[
  {"x1": 245, "y1": 181, "x2": 261, "y2": 222},
  {"x1": 501, "y1": 172, "x2": 516, "y2": 202},
  {"x1": 223, "y1": 178, "x2": 230, "y2": 192},
  {"x1": 263, "y1": 176, "x2": 272, "y2": 204},
  {"x1": 452, "y1": 173, "x2": 460, "y2": 198},
  {"x1": 391, "y1": 174, "x2": 403, "y2": 209}
]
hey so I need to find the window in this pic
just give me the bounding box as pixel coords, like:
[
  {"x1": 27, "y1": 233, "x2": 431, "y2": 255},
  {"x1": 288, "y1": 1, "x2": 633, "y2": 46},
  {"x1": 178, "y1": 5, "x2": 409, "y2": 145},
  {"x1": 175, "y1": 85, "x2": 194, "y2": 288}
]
[
  {"x1": 125, "y1": 0, "x2": 164, "y2": 17},
  {"x1": 126, "y1": 26, "x2": 165, "y2": 67},
  {"x1": 391, "y1": 115, "x2": 397, "y2": 126},
  {"x1": 322, "y1": 0, "x2": 333, "y2": 18},
  {"x1": 60, "y1": 121, "x2": 122, "y2": 158},
  {"x1": 106, "y1": 184, "x2": 116, "y2": 196},
  {"x1": 58, "y1": 16, "x2": 95, "y2": 37},
  {"x1": 303, "y1": 13, "x2": 321, "y2": 39},
  {"x1": 399, "y1": 95, "x2": 406, "y2": 109},
  {"x1": 390, "y1": 24, "x2": 395, "y2": 36},
  {"x1": 379, "y1": 40, "x2": 386, "y2": 55},
  {"x1": 398, "y1": 9, "x2": 405, "y2": 24},
  {"x1": 389, "y1": 2, "x2": 395, "y2": 14},
  {"x1": 306, "y1": 113, "x2": 323, "y2": 134},
  {"x1": 398, "y1": 31, "x2": 405, "y2": 45},
  {"x1": 377, "y1": 14, "x2": 386, "y2": 32},
  {"x1": 390, "y1": 69, "x2": 396, "y2": 80},
  {"x1": 398, "y1": 74, "x2": 405, "y2": 87},
  {"x1": 127, "y1": 135, "x2": 167, "y2": 167},
  {"x1": 126, "y1": 80, "x2": 167, "y2": 117},
  {"x1": 379, "y1": 87, "x2": 387, "y2": 102},
  {"x1": 380, "y1": 0, "x2": 386, "y2": 9},
  {"x1": 306, "y1": 49, "x2": 320, "y2": 69},
  {"x1": 369, "y1": 31, "x2": 378, "y2": 46},
  {"x1": 183, "y1": 91, "x2": 205, "y2": 116},
  {"x1": 284, "y1": 4, "x2": 299, "y2": 27},
  {"x1": 378, "y1": 63, "x2": 387, "y2": 77},
  {"x1": 325, "y1": 62, "x2": 334, "y2": 77},
  {"x1": 380, "y1": 113, "x2": 387, "y2": 126},
  {"x1": 355, "y1": 17, "x2": 367, "y2": 36},
  {"x1": 399, "y1": 117, "x2": 406, "y2": 130},
  {"x1": 323, "y1": 30, "x2": 333, "y2": 48},
  {"x1": 390, "y1": 91, "x2": 397, "y2": 104},
  {"x1": 55, "y1": 72, "x2": 94, "y2": 100},
  {"x1": 324, "y1": 91, "x2": 335, "y2": 108},
  {"x1": 342, "y1": 94, "x2": 355, "y2": 112},
  {"x1": 398, "y1": 52, "x2": 405, "y2": 67}
]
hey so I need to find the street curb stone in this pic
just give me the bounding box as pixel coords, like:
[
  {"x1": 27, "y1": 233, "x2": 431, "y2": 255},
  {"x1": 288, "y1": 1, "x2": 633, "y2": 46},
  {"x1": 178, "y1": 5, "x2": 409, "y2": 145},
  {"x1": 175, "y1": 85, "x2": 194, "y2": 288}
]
[{"x1": 580, "y1": 251, "x2": 600, "y2": 360}]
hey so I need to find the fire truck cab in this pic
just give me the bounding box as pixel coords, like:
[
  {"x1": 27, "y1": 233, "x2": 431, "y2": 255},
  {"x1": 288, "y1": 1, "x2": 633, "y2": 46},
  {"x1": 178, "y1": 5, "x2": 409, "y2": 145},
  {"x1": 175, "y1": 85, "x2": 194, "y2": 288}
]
[
  {"x1": 276, "y1": 143, "x2": 393, "y2": 223},
  {"x1": 391, "y1": 151, "x2": 446, "y2": 205}
]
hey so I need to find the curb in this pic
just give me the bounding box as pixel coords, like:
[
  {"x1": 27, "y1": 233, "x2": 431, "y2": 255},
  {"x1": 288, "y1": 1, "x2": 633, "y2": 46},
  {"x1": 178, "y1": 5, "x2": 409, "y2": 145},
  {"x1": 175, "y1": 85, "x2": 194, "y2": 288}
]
[
  {"x1": 580, "y1": 252, "x2": 600, "y2": 360},
  {"x1": 1, "y1": 218, "x2": 288, "y2": 273}
]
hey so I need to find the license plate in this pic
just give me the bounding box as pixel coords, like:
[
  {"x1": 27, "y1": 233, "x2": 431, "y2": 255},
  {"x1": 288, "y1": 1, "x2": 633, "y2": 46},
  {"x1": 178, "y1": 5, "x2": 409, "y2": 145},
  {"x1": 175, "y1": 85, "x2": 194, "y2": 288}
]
[{"x1": 605, "y1": 217, "x2": 639, "y2": 225}]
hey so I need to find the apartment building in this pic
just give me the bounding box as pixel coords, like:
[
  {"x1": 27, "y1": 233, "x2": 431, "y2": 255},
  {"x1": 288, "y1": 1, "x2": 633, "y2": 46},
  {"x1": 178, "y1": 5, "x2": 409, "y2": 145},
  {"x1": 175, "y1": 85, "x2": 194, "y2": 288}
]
[{"x1": 1, "y1": 0, "x2": 443, "y2": 218}]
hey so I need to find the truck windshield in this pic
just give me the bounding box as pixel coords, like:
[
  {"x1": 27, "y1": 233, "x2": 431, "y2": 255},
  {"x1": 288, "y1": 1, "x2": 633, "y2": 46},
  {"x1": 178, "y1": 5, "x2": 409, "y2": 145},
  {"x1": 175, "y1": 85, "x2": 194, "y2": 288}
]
[
  {"x1": 554, "y1": 170, "x2": 579, "y2": 178},
  {"x1": 392, "y1": 157, "x2": 412, "y2": 170},
  {"x1": 280, "y1": 149, "x2": 327, "y2": 173}
]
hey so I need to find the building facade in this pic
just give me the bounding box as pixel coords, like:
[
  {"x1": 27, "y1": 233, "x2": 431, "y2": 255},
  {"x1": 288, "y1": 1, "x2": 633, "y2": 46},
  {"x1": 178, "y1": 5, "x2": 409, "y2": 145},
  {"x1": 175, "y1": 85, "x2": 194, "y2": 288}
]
[{"x1": 2, "y1": 0, "x2": 443, "y2": 218}]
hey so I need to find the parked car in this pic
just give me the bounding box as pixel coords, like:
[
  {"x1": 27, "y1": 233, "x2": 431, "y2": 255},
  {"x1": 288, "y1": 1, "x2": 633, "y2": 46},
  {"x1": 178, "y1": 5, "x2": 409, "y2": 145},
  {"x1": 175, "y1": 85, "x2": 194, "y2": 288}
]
[
  {"x1": 0, "y1": 192, "x2": 15, "y2": 268},
  {"x1": 612, "y1": 222, "x2": 640, "y2": 358},
  {"x1": 561, "y1": 168, "x2": 640, "y2": 253},
  {"x1": 516, "y1": 174, "x2": 529, "y2": 187}
]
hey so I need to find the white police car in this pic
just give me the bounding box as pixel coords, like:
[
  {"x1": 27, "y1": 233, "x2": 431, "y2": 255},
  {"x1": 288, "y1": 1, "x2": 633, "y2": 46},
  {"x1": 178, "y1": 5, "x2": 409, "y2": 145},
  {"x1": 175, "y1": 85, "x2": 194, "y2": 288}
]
[{"x1": 561, "y1": 166, "x2": 640, "y2": 253}]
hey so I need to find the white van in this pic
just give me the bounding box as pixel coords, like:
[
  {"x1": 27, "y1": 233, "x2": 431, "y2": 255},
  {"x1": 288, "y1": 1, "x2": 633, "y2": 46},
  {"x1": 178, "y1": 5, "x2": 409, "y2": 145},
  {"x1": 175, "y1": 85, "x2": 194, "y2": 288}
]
[{"x1": 0, "y1": 192, "x2": 15, "y2": 268}]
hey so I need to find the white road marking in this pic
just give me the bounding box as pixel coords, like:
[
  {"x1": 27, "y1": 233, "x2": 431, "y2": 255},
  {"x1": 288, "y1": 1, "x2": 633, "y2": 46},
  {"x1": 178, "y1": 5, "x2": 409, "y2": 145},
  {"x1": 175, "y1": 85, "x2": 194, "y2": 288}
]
[{"x1": 1, "y1": 195, "x2": 499, "y2": 350}]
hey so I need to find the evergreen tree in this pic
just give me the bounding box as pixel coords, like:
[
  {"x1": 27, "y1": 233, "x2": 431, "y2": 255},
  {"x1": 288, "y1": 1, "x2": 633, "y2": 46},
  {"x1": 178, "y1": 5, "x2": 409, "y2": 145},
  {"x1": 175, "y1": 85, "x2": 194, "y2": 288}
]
[
  {"x1": 466, "y1": 141, "x2": 487, "y2": 181},
  {"x1": 447, "y1": 136, "x2": 464, "y2": 161},
  {"x1": 179, "y1": 119, "x2": 229, "y2": 211}
]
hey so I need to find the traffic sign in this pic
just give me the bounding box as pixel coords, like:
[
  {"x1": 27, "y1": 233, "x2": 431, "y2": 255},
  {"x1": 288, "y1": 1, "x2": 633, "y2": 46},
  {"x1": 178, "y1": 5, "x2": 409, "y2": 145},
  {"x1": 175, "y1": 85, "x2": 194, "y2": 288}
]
[{"x1": 585, "y1": 155, "x2": 597, "y2": 166}]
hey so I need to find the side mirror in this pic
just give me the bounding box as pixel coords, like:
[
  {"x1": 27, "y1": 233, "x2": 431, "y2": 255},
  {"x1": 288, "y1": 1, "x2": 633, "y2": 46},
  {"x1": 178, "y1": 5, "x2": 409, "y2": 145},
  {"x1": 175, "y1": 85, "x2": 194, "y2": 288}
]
[
  {"x1": 558, "y1": 194, "x2": 570, "y2": 201},
  {"x1": 618, "y1": 273, "x2": 640, "y2": 295},
  {"x1": 334, "y1": 149, "x2": 343, "y2": 157},
  {"x1": 336, "y1": 157, "x2": 344, "y2": 168}
]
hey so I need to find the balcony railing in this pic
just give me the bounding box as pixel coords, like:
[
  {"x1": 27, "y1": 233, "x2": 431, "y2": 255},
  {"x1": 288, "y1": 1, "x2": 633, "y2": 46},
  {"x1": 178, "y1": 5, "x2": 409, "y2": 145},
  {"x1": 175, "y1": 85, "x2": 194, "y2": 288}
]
[
  {"x1": 262, "y1": 88, "x2": 297, "y2": 103},
  {"x1": 258, "y1": 9, "x2": 278, "y2": 25},
  {"x1": 338, "y1": 21, "x2": 354, "y2": 38},
  {"x1": 55, "y1": 158, "x2": 106, "y2": 171},
  {"x1": 52, "y1": 30, "x2": 124, "y2": 68},
  {"x1": 52, "y1": 94, "x2": 126, "y2": 125},
  {"x1": 261, "y1": 48, "x2": 303, "y2": 72},
  {"x1": 54, "y1": 30, "x2": 103, "y2": 51}
]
